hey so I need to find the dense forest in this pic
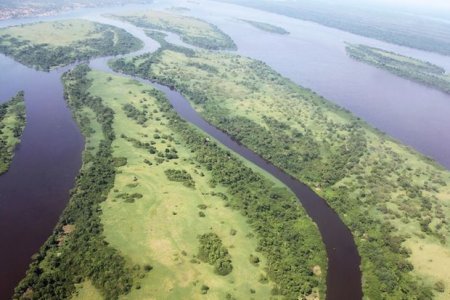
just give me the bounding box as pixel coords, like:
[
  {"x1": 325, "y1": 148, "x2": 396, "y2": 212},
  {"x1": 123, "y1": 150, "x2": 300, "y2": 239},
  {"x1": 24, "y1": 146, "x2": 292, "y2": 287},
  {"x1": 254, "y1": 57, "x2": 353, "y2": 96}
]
[
  {"x1": 346, "y1": 43, "x2": 450, "y2": 94},
  {"x1": 220, "y1": 0, "x2": 450, "y2": 55},
  {"x1": 0, "y1": 20, "x2": 142, "y2": 71},
  {"x1": 0, "y1": 91, "x2": 26, "y2": 175},
  {"x1": 111, "y1": 44, "x2": 450, "y2": 299}
]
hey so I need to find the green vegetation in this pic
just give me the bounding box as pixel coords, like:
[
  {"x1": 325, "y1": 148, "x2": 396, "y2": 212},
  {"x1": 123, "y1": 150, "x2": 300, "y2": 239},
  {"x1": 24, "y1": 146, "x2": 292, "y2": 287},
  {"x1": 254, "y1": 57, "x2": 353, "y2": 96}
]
[
  {"x1": 164, "y1": 169, "x2": 195, "y2": 188},
  {"x1": 0, "y1": 91, "x2": 25, "y2": 175},
  {"x1": 13, "y1": 65, "x2": 138, "y2": 300},
  {"x1": 0, "y1": 19, "x2": 142, "y2": 71},
  {"x1": 112, "y1": 44, "x2": 450, "y2": 299},
  {"x1": 346, "y1": 43, "x2": 450, "y2": 94},
  {"x1": 110, "y1": 11, "x2": 237, "y2": 50},
  {"x1": 221, "y1": 0, "x2": 450, "y2": 56},
  {"x1": 197, "y1": 233, "x2": 233, "y2": 276},
  {"x1": 92, "y1": 69, "x2": 325, "y2": 299},
  {"x1": 240, "y1": 19, "x2": 289, "y2": 35},
  {"x1": 15, "y1": 66, "x2": 326, "y2": 299}
]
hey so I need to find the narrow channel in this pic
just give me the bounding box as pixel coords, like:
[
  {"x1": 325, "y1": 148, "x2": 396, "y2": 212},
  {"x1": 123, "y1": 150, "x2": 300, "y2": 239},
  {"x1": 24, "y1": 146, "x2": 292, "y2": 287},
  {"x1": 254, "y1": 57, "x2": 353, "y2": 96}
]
[{"x1": 154, "y1": 82, "x2": 363, "y2": 300}]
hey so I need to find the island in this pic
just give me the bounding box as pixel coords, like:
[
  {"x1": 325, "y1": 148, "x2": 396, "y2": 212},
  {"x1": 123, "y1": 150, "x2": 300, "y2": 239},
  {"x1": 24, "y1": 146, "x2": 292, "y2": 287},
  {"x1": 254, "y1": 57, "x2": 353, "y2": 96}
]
[
  {"x1": 241, "y1": 19, "x2": 289, "y2": 35},
  {"x1": 346, "y1": 43, "x2": 450, "y2": 94},
  {"x1": 219, "y1": 0, "x2": 450, "y2": 56},
  {"x1": 111, "y1": 40, "x2": 450, "y2": 299},
  {"x1": 109, "y1": 10, "x2": 237, "y2": 50},
  {"x1": 0, "y1": 92, "x2": 26, "y2": 175},
  {"x1": 0, "y1": 19, "x2": 143, "y2": 71},
  {"x1": 13, "y1": 65, "x2": 326, "y2": 299}
]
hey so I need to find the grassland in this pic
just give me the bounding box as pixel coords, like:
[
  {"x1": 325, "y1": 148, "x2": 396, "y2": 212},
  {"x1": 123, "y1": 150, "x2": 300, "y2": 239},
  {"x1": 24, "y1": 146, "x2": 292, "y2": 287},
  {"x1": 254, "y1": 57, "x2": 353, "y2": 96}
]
[
  {"x1": 14, "y1": 66, "x2": 326, "y2": 299},
  {"x1": 240, "y1": 19, "x2": 289, "y2": 35},
  {"x1": 110, "y1": 11, "x2": 236, "y2": 50},
  {"x1": 0, "y1": 19, "x2": 142, "y2": 71},
  {"x1": 346, "y1": 43, "x2": 450, "y2": 94},
  {"x1": 112, "y1": 46, "x2": 450, "y2": 299},
  {"x1": 0, "y1": 91, "x2": 26, "y2": 175}
]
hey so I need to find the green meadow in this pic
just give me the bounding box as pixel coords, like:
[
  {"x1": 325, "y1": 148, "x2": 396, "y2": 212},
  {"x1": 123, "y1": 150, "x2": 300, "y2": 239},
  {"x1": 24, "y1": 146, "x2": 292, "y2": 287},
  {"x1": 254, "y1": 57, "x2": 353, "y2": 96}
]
[{"x1": 0, "y1": 19, "x2": 142, "y2": 71}]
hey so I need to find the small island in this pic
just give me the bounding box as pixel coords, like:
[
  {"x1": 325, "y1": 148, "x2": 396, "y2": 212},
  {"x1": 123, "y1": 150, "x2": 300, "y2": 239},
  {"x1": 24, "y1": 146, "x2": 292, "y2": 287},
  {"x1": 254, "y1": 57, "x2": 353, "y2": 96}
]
[
  {"x1": 241, "y1": 19, "x2": 289, "y2": 34},
  {"x1": 346, "y1": 43, "x2": 450, "y2": 94},
  {"x1": 0, "y1": 19, "x2": 143, "y2": 71},
  {"x1": 0, "y1": 91, "x2": 26, "y2": 175},
  {"x1": 110, "y1": 10, "x2": 237, "y2": 50}
]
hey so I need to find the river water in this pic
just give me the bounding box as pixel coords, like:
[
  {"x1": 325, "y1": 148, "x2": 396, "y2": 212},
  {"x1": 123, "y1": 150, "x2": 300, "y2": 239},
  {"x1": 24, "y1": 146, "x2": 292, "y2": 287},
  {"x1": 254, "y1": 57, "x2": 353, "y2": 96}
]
[{"x1": 1, "y1": 1, "x2": 450, "y2": 299}]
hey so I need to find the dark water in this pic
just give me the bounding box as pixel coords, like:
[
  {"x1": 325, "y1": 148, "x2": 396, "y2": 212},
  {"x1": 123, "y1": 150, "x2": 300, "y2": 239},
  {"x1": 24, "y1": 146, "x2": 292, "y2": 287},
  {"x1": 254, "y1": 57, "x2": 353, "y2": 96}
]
[{"x1": 0, "y1": 56, "x2": 83, "y2": 299}]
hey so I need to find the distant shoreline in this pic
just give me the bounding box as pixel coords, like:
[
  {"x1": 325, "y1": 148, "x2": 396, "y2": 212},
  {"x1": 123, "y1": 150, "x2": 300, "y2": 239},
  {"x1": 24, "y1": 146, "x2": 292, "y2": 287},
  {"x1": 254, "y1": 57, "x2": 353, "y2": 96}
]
[{"x1": 0, "y1": 2, "x2": 143, "y2": 21}]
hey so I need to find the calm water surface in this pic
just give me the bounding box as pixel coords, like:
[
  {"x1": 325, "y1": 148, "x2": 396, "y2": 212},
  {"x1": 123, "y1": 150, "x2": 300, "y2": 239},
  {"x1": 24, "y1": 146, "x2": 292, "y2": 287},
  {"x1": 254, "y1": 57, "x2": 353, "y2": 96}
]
[{"x1": 0, "y1": 55, "x2": 83, "y2": 299}]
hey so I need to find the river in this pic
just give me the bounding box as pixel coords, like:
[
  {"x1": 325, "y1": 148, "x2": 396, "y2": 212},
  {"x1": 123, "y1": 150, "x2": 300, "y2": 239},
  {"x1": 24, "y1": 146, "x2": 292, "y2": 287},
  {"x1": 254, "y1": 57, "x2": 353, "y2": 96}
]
[{"x1": 1, "y1": 1, "x2": 450, "y2": 299}]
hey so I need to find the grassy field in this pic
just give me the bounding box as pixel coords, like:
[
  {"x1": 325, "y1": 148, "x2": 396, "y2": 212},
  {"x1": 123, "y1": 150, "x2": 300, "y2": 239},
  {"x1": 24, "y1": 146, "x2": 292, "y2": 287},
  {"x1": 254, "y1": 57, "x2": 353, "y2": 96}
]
[
  {"x1": 26, "y1": 67, "x2": 324, "y2": 300},
  {"x1": 109, "y1": 11, "x2": 236, "y2": 50},
  {"x1": 0, "y1": 91, "x2": 25, "y2": 174},
  {"x1": 0, "y1": 19, "x2": 142, "y2": 71},
  {"x1": 83, "y1": 71, "x2": 276, "y2": 299},
  {"x1": 240, "y1": 19, "x2": 289, "y2": 35},
  {"x1": 346, "y1": 43, "x2": 450, "y2": 95},
  {"x1": 112, "y1": 46, "x2": 450, "y2": 299}
]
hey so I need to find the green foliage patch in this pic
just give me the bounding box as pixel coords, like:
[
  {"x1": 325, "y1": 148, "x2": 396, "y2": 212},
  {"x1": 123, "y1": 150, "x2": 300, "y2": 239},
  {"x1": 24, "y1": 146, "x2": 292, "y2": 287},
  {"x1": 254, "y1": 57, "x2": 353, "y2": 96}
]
[{"x1": 0, "y1": 91, "x2": 25, "y2": 174}]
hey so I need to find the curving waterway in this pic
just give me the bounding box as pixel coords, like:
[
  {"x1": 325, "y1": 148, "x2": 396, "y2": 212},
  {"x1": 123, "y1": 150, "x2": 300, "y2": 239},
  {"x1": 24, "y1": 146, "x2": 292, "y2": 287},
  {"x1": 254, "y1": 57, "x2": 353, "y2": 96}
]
[
  {"x1": 2, "y1": 1, "x2": 450, "y2": 299},
  {"x1": 91, "y1": 40, "x2": 362, "y2": 299}
]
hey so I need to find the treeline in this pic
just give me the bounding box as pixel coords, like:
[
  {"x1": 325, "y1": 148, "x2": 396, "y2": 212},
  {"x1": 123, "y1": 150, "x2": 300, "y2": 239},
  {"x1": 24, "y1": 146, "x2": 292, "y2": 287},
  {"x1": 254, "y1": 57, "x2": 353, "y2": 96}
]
[
  {"x1": 13, "y1": 65, "x2": 142, "y2": 300},
  {"x1": 146, "y1": 88, "x2": 326, "y2": 299},
  {"x1": 111, "y1": 46, "x2": 445, "y2": 299},
  {"x1": 0, "y1": 23, "x2": 142, "y2": 71},
  {"x1": 346, "y1": 43, "x2": 450, "y2": 95},
  {"x1": 0, "y1": 91, "x2": 26, "y2": 174}
]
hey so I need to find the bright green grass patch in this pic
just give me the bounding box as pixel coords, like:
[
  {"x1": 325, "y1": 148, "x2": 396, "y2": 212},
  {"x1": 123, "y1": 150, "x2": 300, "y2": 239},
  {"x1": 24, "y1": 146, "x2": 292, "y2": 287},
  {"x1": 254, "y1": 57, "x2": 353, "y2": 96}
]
[
  {"x1": 0, "y1": 91, "x2": 25, "y2": 174},
  {"x1": 85, "y1": 71, "x2": 280, "y2": 299},
  {"x1": 111, "y1": 45, "x2": 450, "y2": 299},
  {"x1": 109, "y1": 10, "x2": 236, "y2": 50},
  {"x1": 72, "y1": 281, "x2": 103, "y2": 300},
  {"x1": 0, "y1": 19, "x2": 142, "y2": 71}
]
